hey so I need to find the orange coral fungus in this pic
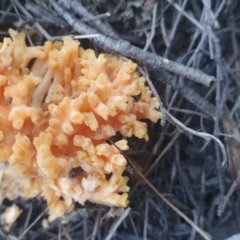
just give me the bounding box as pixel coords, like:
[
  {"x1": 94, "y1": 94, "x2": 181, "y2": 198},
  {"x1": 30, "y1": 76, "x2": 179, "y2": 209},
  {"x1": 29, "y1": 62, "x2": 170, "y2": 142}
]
[{"x1": 0, "y1": 29, "x2": 162, "y2": 221}]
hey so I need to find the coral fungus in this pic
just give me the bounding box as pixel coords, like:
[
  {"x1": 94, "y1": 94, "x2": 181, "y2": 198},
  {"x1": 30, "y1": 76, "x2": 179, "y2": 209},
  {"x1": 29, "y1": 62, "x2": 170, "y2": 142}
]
[{"x1": 0, "y1": 29, "x2": 162, "y2": 221}]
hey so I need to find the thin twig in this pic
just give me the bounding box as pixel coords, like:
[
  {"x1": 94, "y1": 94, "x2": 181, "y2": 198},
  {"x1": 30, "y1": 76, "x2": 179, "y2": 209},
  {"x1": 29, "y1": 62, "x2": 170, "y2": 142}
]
[
  {"x1": 164, "y1": 0, "x2": 188, "y2": 57},
  {"x1": 160, "y1": 1, "x2": 170, "y2": 48},
  {"x1": 143, "y1": 197, "x2": 149, "y2": 240},
  {"x1": 167, "y1": 0, "x2": 204, "y2": 30},
  {"x1": 189, "y1": 209, "x2": 199, "y2": 240},
  {"x1": 129, "y1": 214, "x2": 140, "y2": 240},
  {"x1": 90, "y1": 212, "x2": 100, "y2": 240},
  {"x1": 62, "y1": 224, "x2": 73, "y2": 240},
  {"x1": 175, "y1": 145, "x2": 199, "y2": 210},
  {"x1": 105, "y1": 207, "x2": 131, "y2": 240},
  {"x1": 81, "y1": 12, "x2": 111, "y2": 22},
  {"x1": 144, "y1": 3, "x2": 157, "y2": 51},
  {"x1": 217, "y1": 176, "x2": 240, "y2": 217},
  {"x1": 50, "y1": 34, "x2": 100, "y2": 41},
  {"x1": 22, "y1": 204, "x2": 33, "y2": 233},
  {"x1": 163, "y1": 107, "x2": 227, "y2": 167},
  {"x1": 170, "y1": 107, "x2": 209, "y2": 118},
  {"x1": 17, "y1": 208, "x2": 48, "y2": 240}
]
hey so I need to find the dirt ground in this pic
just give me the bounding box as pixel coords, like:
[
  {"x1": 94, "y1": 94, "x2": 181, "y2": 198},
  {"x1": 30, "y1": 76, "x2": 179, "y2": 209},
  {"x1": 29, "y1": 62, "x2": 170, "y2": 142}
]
[{"x1": 0, "y1": 1, "x2": 240, "y2": 240}]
